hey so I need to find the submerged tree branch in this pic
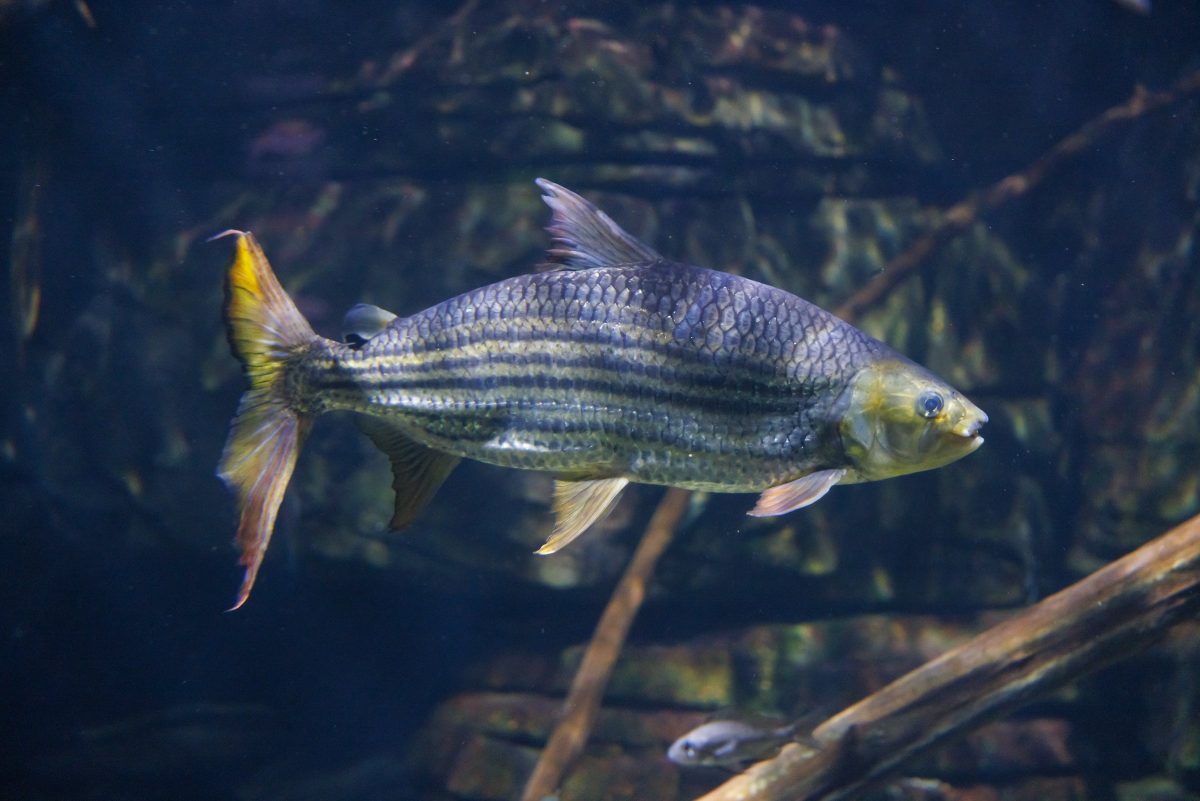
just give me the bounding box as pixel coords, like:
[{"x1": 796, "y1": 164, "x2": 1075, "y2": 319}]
[
  {"x1": 518, "y1": 69, "x2": 1200, "y2": 801},
  {"x1": 834, "y1": 69, "x2": 1200, "y2": 324},
  {"x1": 695, "y1": 510, "x2": 1200, "y2": 801},
  {"x1": 375, "y1": 0, "x2": 480, "y2": 84},
  {"x1": 520, "y1": 488, "x2": 692, "y2": 801}
]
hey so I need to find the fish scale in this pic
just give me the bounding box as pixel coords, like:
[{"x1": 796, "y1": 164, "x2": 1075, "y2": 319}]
[
  {"x1": 214, "y1": 179, "x2": 986, "y2": 608},
  {"x1": 305, "y1": 261, "x2": 869, "y2": 490}
]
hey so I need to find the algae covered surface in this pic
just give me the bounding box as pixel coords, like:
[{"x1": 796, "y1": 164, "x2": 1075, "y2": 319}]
[{"x1": 2, "y1": 1, "x2": 1200, "y2": 799}]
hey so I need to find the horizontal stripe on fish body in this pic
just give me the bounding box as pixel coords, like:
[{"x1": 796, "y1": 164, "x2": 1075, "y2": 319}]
[
  {"x1": 292, "y1": 263, "x2": 872, "y2": 488},
  {"x1": 357, "y1": 396, "x2": 824, "y2": 473},
  {"x1": 357, "y1": 263, "x2": 879, "y2": 379},
  {"x1": 318, "y1": 364, "x2": 817, "y2": 417},
  {"x1": 366, "y1": 391, "x2": 822, "y2": 454},
  {"x1": 297, "y1": 351, "x2": 833, "y2": 488},
  {"x1": 358, "y1": 384, "x2": 822, "y2": 443},
  {"x1": 357, "y1": 404, "x2": 815, "y2": 491},
  {"x1": 329, "y1": 347, "x2": 804, "y2": 396}
]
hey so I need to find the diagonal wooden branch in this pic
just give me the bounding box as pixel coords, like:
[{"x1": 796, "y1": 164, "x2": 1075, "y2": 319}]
[
  {"x1": 834, "y1": 69, "x2": 1200, "y2": 324},
  {"x1": 519, "y1": 487, "x2": 692, "y2": 801},
  {"x1": 695, "y1": 510, "x2": 1200, "y2": 801},
  {"x1": 518, "y1": 68, "x2": 1200, "y2": 801}
]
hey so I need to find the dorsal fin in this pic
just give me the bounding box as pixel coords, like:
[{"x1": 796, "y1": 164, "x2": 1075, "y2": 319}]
[
  {"x1": 342, "y1": 303, "x2": 397, "y2": 348},
  {"x1": 535, "y1": 178, "x2": 662, "y2": 271}
]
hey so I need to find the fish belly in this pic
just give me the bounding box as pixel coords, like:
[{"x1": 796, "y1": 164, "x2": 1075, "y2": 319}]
[{"x1": 321, "y1": 264, "x2": 860, "y2": 491}]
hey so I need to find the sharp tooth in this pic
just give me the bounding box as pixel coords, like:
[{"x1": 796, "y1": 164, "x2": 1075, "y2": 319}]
[{"x1": 956, "y1": 418, "x2": 986, "y2": 438}]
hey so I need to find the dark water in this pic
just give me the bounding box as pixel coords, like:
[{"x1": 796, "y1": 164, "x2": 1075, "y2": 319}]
[{"x1": 3, "y1": 2, "x2": 1199, "y2": 799}]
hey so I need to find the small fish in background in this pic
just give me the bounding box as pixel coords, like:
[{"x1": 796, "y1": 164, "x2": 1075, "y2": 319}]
[
  {"x1": 248, "y1": 119, "x2": 327, "y2": 163},
  {"x1": 214, "y1": 179, "x2": 987, "y2": 608},
  {"x1": 246, "y1": 118, "x2": 329, "y2": 179},
  {"x1": 668, "y1": 719, "x2": 803, "y2": 768},
  {"x1": 883, "y1": 777, "x2": 960, "y2": 800},
  {"x1": 1111, "y1": 0, "x2": 1151, "y2": 14}
]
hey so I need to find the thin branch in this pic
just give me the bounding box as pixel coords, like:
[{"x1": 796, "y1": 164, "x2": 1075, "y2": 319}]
[
  {"x1": 519, "y1": 487, "x2": 692, "y2": 801},
  {"x1": 695, "y1": 510, "x2": 1200, "y2": 801},
  {"x1": 834, "y1": 69, "x2": 1200, "y2": 324},
  {"x1": 375, "y1": 0, "x2": 480, "y2": 84}
]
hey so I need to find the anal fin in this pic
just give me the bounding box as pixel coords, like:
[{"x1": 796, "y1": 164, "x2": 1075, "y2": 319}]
[
  {"x1": 539, "y1": 477, "x2": 630, "y2": 554},
  {"x1": 748, "y1": 468, "x2": 847, "y2": 517},
  {"x1": 358, "y1": 417, "x2": 460, "y2": 529}
]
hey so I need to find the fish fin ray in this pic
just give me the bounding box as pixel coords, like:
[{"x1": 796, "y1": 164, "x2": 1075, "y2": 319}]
[
  {"x1": 747, "y1": 469, "x2": 847, "y2": 517},
  {"x1": 539, "y1": 476, "x2": 629, "y2": 554},
  {"x1": 357, "y1": 417, "x2": 460, "y2": 530},
  {"x1": 535, "y1": 178, "x2": 661, "y2": 271},
  {"x1": 217, "y1": 232, "x2": 318, "y2": 609},
  {"x1": 221, "y1": 232, "x2": 316, "y2": 390},
  {"x1": 220, "y1": 410, "x2": 311, "y2": 611}
]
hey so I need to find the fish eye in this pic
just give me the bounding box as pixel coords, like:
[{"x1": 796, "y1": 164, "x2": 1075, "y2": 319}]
[
  {"x1": 917, "y1": 390, "x2": 944, "y2": 419},
  {"x1": 683, "y1": 743, "x2": 697, "y2": 758}
]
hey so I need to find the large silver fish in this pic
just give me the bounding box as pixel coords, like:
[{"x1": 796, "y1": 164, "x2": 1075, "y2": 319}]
[{"x1": 216, "y1": 180, "x2": 987, "y2": 607}]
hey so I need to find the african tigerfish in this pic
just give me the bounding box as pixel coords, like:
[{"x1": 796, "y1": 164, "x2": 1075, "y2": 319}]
[{"x1": 216, "y1": 179, "x2": 987, "y2": 608}]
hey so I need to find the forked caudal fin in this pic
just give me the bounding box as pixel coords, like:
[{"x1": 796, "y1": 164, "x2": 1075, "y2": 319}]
[{"x1": 214, "y1": 231, "x2": 317, "y2": 610}]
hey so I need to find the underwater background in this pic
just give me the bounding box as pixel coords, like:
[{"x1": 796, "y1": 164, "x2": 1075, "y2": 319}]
[{"x1": 2, "y1": 1, "x2": 1200, "y2": 799}]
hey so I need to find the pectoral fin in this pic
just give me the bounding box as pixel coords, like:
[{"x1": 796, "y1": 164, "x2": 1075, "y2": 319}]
[
  {"x1": 539, "y1": 477, "x2": 630, "y2": 554},
  {"x1": 748, "y1": 469, "x2": 847, "y2": 517},
  {"x1": 357, "y1": 417, "x2": 460, "y2": 529}
]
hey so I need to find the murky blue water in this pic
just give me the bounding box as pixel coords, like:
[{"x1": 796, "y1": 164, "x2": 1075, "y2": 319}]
[{"x1": 3, "y1": 2, "x2": 1199, "y2": 799}]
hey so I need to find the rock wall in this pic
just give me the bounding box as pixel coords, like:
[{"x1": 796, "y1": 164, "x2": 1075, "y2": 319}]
[{"x1": 3, "y1": 1, "x2": 1200, "y2": 799}]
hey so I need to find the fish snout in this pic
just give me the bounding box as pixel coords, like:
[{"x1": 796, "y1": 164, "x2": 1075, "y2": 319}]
[
  {"x1": 950, "y1": 400, "x2": 987, "y2": 440},
  {"x1": 951, "y1": 407, "x2": 988, "y2": 453}
]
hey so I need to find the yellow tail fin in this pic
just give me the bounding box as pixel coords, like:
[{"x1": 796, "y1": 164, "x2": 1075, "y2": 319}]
[{"x1": 215, "y1": 231, "x2": 316, "y2": 610}]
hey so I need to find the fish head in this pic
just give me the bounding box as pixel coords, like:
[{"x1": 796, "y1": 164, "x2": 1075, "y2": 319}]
[
  {"x1": 667, "y1": 721, "x2": 770, "y2": 767},
  {"x1": 667, "y1": 735, "x2": 706, "y2": 765},
  {"x1": 667, "y1": 721, "x2": 740, "y2": 766},
  {"x1": 838, "y1": 358, "x2": 987, "y2": 482}
]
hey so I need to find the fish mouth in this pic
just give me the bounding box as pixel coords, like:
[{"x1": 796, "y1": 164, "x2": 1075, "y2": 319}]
[
  {"x1": 958, "y1": 408, "x2": 988, "y2": 434},
  {"x1": 954, "y1": 412, "x2": 988, "y2": 449}
]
